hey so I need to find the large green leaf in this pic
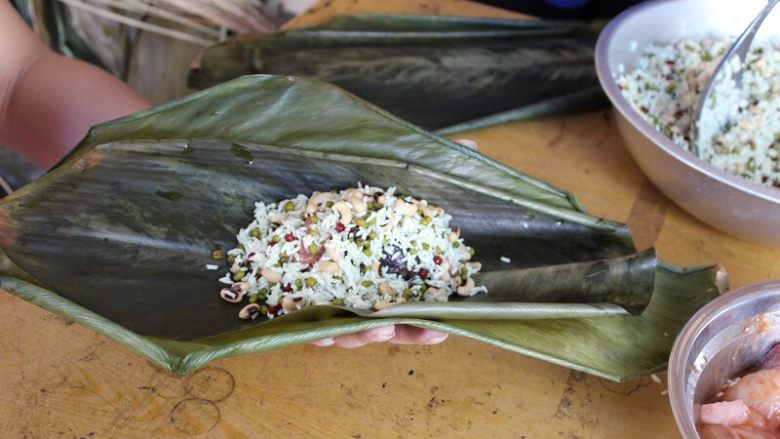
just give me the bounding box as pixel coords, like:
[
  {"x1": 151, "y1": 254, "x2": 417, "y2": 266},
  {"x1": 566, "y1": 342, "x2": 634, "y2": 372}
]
[
  {"x1": 65, "y1": 74, "x2": 603, "y2": 213},
  {"x1": 188, "y1": 13, "x2": 609, "y2": 132},
  {"x1": 0, "y1": 138, "x2": 655, "y2": 338},
  {"x1": 0, "y1": 75, "x2": 722, "y2": 380},
  {"x1": 0, "y1": 263, "x2": 721, "y2": 381}
]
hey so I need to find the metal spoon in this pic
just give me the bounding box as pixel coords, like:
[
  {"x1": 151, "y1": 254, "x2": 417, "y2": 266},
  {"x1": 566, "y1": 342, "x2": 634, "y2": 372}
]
[{"x1": 690, "y1": 0, "x2": 779, "y2": 157}]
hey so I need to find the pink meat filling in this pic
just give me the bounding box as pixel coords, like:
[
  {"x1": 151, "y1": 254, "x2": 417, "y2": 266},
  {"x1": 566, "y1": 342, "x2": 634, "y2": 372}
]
[
  {"x1": 699, "y1": 400, "x2": 750, "y2": 426},
  {"x1": 697, "y1": 343, "x2": 780, "y2": 438}
]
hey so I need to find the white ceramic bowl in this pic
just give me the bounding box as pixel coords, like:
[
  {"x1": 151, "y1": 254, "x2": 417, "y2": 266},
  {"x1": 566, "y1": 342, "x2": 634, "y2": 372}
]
[{"x1": 595, "y1": 0, "x2": 780, "y2": 246}]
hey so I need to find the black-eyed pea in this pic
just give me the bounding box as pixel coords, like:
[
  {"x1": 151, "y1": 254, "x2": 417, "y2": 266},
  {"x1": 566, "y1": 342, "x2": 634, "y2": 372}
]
[
  {"x1": 382, "y1": 211, "x2": 400, "y2": 232},
  {"x1": 238, "y1": 303, "x2": 261, "y2": 319},
  {"x1": 281, "y1": 295, "x2": 298, "y2": 312},
  {"x1": 220, "y1": 288, "x2": 244, "y2": 303},
  {"x1": 378, "y1": 282, "x2": 394, "y2": 298},
  {"x1": 350, "y1": 194, "x2": 367, "y2": 214},
  {"x1": 260, "y1": 267, "x2": 282, "y2": 283},
  {"x1": 307, "y1": 191, "x2": 335, "y2": 214},
  {"x1": 466, "y1": 262, "x2": 482, "y2": 272},
  {"x1": 457, "y1": 278, "x2": 477, "y2": 297},
  {"x1": 418, "y1": 204, "x2": 431, "y2": 217},
  {"x1": 393, "y1": 198, "x2": 417, "y2": 216},
  {"x1": 333, "y1": 201, "x2": 353, "y2": 225},
  {"x1": 231, "y1": 282, "x2": 251, "y2": 293}
]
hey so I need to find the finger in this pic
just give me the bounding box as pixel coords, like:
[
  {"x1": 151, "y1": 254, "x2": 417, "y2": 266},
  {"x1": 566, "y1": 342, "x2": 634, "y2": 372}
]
[
  {"x1": 388, "y1": 325, "x2": 449, "y2": 345},
  {"x1": 332, "y1": 325, "x2": 396, "y2": 348},
  {"x1": 453, "y1": 138, "x2": 478, "y2": 150},
  {"x1": 311, "y1": 337, "x2": 335, "y2": 347}
]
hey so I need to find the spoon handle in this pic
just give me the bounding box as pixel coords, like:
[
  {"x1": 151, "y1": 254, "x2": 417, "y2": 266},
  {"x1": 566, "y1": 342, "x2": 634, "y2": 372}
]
[{"x1": 691, "y1": 0, "x2": 779, "y2": 156}]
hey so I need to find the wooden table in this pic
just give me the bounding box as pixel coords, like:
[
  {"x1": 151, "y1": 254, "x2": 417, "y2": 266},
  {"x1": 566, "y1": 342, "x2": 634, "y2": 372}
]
[{"x1": 4, "y1": 1, "x2": 780, "y2": 438}]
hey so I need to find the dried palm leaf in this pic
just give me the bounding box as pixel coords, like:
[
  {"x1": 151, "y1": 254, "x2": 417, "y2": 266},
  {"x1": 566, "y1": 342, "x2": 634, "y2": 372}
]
[
  {"x1": 11, "y1": 0, "x2": 278, "y2": 78},
  {"x1": 189, "y1": 13, "x2": 609, "y2": 132},
  {"x1": 57, "y1": 0, "x2": 276, "y2": 44}
]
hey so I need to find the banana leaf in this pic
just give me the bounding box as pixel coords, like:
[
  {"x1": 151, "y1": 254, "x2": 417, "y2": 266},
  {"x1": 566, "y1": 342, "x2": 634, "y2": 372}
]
[
  {"x1": 188, "y1": 13, "x2": 609, "y2": 133},
  {"x1": 0, "y1": 139, "x2": 656, "y2": 338},
  {"x1": 0, "y1": 75, "x2": 722, "y2": 380}
]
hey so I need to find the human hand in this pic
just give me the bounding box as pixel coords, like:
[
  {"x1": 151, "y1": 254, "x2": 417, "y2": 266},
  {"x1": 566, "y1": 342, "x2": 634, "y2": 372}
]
[
  {"x1": 312, "y1": 325, "x2": 448, "y2": 348},
  {"x1": 0, "y1": 1, "x2": 150, "y2": 168}
]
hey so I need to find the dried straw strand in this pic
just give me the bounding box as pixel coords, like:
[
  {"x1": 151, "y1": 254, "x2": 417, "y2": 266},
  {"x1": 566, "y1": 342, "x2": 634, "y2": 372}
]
[
  {"x1": 85, "y1": 0, "x2": 220, "y2": 38},
  {"x1": 0, "y1": 176, "x2": 13, "y2": 196},
  {"x1": 56, "y1": 0, "x2": 213, "y2": 45},
  {"x1": 54, "y1": 0, "x2": 276, "y2": 45},
  {"x1": 159, "y1": 0, "x2": 275, "y2": 34}
]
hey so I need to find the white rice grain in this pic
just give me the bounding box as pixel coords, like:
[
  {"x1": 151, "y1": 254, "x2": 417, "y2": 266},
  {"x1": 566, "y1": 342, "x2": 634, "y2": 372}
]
[
  {"x1": 221, "y1": 185, "x2": 486, "y2": 318},
  {"x1": 616, "y1": 37, "x2": 780, "y2": 188}
]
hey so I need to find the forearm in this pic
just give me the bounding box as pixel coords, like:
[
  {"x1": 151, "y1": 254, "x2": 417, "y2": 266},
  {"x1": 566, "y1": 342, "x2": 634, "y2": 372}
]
[
  {"x1": 0, "y1": 1, "x2": 150, "y2": 169},
  {"x1": 1, "y1": 53, "x2": 150, "y2": 168}
]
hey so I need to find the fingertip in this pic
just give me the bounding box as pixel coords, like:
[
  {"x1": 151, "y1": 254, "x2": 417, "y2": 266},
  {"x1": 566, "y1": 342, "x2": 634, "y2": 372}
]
[
  {"x1": 421, "y1": 332, "x2": 448, "y2": 344},
  {"x1": 388, "y1": 326, "x2": 446, "y2": 345},
  {"x1": 453, "y1": 138, "x2": 478, "y2": 150},
  {"x1": 332, "y1": 334, "x2": 366, "y2": 348},
  {"x1": 312, "y1": 337, "x2": 335, "y2": 347},
  {"x1": 359, "y1": 325, "x2": 396, "y2": 343},
  {"x1": 331, "y1": 325, "x2": 397, "y2": 348}
]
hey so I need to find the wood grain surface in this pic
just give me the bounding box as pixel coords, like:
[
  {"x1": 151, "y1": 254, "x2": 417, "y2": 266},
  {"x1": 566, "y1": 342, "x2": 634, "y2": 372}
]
[{"x1": 4, "y1": 1, "x2": 780, "y2": 438}]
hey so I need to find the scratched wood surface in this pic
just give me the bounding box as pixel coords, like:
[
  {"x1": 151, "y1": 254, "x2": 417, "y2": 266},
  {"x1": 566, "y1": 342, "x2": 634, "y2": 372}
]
[{"x1": 4, "y1": 1, "x2": 780, "y2": 438}]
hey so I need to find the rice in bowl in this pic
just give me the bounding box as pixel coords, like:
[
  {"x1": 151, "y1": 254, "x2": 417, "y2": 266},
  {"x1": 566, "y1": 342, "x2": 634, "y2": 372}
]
[{"x1": 616, "y1": 37, "x2": 780, "y2": 188}]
